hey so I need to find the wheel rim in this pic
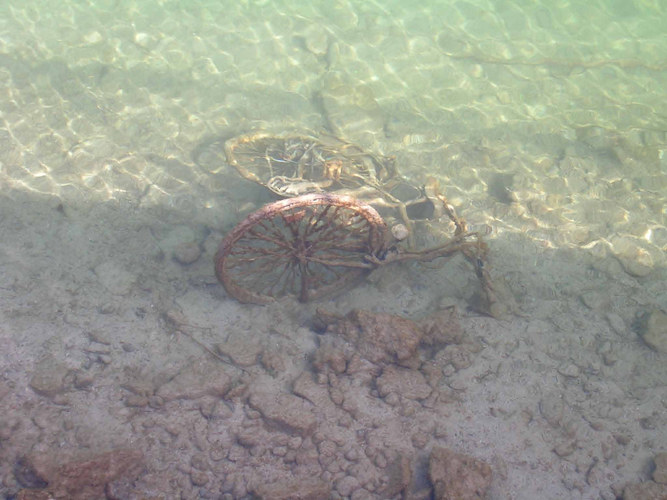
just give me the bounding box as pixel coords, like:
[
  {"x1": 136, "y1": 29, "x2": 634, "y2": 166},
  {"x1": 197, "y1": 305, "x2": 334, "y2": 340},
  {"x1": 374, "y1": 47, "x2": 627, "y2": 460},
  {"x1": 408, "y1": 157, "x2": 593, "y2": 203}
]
[{"x1": 215, "y1": 193, "x2": 387, "y2": 303}]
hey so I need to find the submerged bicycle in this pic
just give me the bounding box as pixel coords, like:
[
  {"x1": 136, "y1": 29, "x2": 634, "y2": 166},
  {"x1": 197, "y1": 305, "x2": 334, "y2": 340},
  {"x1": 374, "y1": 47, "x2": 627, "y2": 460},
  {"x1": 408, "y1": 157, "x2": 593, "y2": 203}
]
[{"x1": 214, "y1": 131, "x2": 497, "y2": 310}]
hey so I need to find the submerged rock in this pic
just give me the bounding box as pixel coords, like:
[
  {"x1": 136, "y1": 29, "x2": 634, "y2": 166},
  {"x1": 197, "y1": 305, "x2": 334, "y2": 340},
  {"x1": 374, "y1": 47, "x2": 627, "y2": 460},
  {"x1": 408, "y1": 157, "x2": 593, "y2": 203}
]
[
  {"x1": 321, "y1": 308, "x2": 423, "y2": 366},
  {"x1": 654, "y1": 452, "x2": 667, "y2": 484},
  {"x1": 379, "y1": 454, "x2": 413, "y2": 498},
  {"x1": 173, "y1": 241, "x2": 201, "y2": 265},
  {"x1": 29, "y1": 354, "x2": 70, "y2": 399},
  {"x1": 314, "y1": 307, "x2": 463, "y2": 371},
  {"x1": 250, "y1": 476, "x2": 330, "y2": 500},
  {"x1": 429, "y1": 447, "x2": 492, "y2": 500},
  {"x1": 156, "y1": 357, "x2": 232, "y2": 401},
  {"x1": 610, "y1": 235, "x2": 655, "y2": 277},
  {"x1": 623, "y1": 481, "x2": 667, "y2": 500},
  {"x1": 640, "y1": 309, "x2": 667, "y2": 354},
  {"x1": 376, "y1": 365, "x2": 432, "y2": 400},
  {"x1": 215, "y1": 333, "x2": 263, "y2": 367},
  {"x1": 248, "y1": 391, "x2": 316, "y2": 436},
  {"x1": 16, "y1": 448, "x2": 143, "y2": 500}
]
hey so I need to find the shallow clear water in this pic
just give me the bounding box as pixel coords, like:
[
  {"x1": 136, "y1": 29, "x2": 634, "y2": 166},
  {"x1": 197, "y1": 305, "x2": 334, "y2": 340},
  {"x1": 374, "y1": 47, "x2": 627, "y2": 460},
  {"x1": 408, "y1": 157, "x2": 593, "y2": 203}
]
[
  {"x1": 1, "y1": 0, "x2": 665, "y2": 250},
  {"x1": 0, "y1": 1, "x2": 665, "y2": 498}
]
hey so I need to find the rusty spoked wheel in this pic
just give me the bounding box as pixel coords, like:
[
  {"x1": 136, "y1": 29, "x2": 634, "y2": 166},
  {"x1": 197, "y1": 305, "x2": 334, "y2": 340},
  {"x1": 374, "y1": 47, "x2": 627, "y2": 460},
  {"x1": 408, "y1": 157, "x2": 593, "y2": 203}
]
[{"x1": 215, "y1": 193, "x2": 387, "y2": 304}]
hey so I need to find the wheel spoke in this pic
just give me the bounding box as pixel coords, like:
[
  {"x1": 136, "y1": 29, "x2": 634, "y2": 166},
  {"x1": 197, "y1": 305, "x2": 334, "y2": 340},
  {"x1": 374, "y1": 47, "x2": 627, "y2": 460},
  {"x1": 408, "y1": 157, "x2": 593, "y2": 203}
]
[{"x1": 215, "y1": 193, "x2": 386, "y2": 303}]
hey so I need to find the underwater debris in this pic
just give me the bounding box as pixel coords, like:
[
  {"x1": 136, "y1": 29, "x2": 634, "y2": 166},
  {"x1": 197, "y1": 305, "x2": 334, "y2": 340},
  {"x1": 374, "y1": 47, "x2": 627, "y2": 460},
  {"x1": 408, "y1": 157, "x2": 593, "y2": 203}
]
[{"x1": 217, "y1": 131, "x2": 498, "y2": 312}]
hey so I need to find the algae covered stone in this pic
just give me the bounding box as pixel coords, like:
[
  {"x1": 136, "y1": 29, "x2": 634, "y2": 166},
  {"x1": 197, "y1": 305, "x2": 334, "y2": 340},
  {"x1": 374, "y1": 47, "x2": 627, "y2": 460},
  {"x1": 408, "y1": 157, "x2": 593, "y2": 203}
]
[{"x1": 640, "y1": 309, "x2": 667, "y2": 354}]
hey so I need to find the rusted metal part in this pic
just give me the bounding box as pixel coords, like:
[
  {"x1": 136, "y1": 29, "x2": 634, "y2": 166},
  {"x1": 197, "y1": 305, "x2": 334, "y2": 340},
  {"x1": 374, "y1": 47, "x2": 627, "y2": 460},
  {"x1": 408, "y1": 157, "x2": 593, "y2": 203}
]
[{"x1": 215, "y1": 193, "x2": 387, "y2": 304}]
